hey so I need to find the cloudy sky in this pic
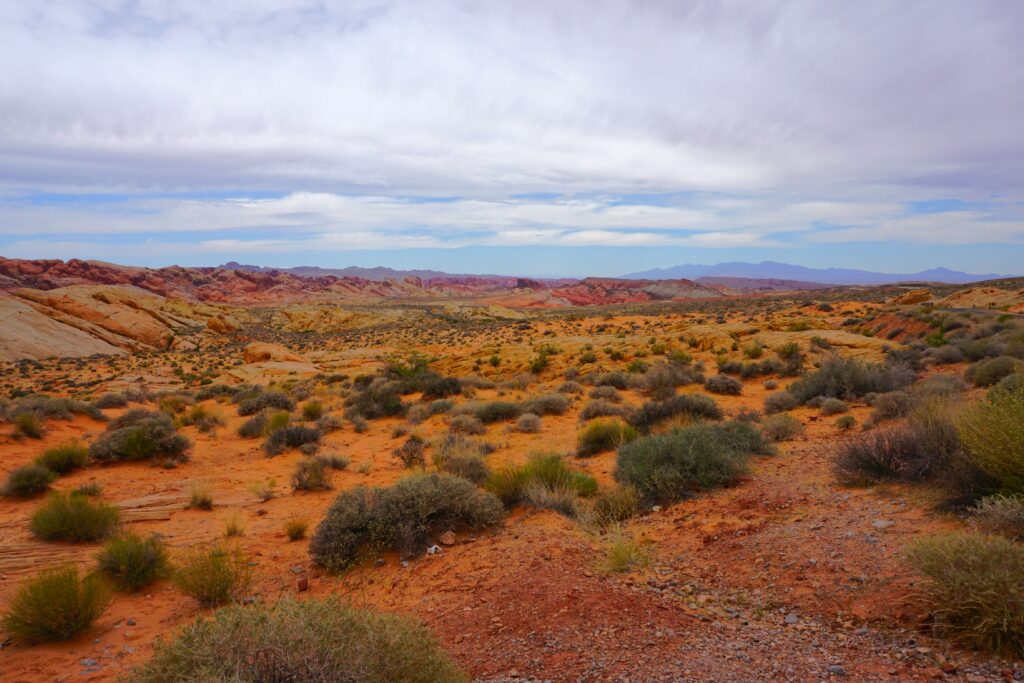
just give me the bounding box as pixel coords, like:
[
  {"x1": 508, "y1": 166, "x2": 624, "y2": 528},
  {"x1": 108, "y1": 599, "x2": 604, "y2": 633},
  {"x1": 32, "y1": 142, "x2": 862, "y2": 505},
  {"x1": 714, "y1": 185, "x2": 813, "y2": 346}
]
[{"x1": 1, "y1": 1, "x2": 1022, "y2": 276}]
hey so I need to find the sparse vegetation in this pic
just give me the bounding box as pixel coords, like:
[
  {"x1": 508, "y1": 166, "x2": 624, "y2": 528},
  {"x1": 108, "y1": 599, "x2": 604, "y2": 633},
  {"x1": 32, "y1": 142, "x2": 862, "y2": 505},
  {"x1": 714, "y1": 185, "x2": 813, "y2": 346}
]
[
  {"x1": 30, "y1": 492, "x2": 119, "y2": 542},
  {"x1": 577, "y1": 419, "x2": 637, "y2": 457},
  {"x1": 4, "y1": 463, "x2": 56, "y2": 498},
  {"x1": 97, "y1": 533, "x2": 170, "y2": 591},
  {"x1": 1, "y1": 566, "x2": 111, "y2": 642},
  {"x1": 173, "y1": 547, "x2": 252, "y2": 607}
]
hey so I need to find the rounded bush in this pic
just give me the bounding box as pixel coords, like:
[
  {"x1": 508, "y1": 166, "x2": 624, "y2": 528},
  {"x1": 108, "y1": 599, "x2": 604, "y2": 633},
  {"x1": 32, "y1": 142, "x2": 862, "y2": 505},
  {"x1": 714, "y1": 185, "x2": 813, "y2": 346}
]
[
  {"x1": 577, "y1": 419, "x2": 637, "y2": 457},
  {"x1": 31, "y1": 492, "x2": 119, "y2": 542},
  {"x1": 763, "y1": 391, "x2": 799, "y2": 414},
  {"x1": 173, "y1": 548, "x2": 252, "y2": 607},
  {"x1": 704, "y1": 374, "x2": 742, "y2": 395},
  {"x1": 761, "y1": 414, "x2": 804, "y2": 441},
  {"x1": 97, "y1": 534, "x2": 169, "y2": 592},
  {"x1": 966, "y1": 356, "x2": 1024, "y2": 388},
  {"x1": 127, "y1": 598, "x2": 466, "y2": 683},
  {"x1": 4, "y1": 463, "x2": 56, "y2": 498},
  {"x1": 1, "y1": 566, "x2": 111, "y2": 643},
  {"x1": 36, "y1": 442, "x2": 88, "y2": 474},
  {"x1": 89, "y1": 411, "x2": 190, "y2": 465}
]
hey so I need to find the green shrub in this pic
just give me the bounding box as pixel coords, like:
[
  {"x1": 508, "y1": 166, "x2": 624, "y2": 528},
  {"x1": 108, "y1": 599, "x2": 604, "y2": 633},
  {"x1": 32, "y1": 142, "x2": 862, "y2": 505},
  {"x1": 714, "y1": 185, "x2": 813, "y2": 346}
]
[
  {"x1": 36, "y1": 442, "x2": 88, "y2": 474},
  {"x1": 346, "y1": 382, "x2": 406, "y2": 420},
  {"x1": 97, "y1": 534, "x2": 170, "y2": 591},
  {"x1": 959, "y1": 387, "x2": 1024, "y2": 494},
  {"x1": 457, "y1": 401, "x2": 521, "y2": 424},
  {"x1": 173, "y1": 547, "x2": 252, "y2": 607},
  {"x1": 819, "y1": 398, "x2": 848, "y2": 415},
  {"x1": 787, "y1": 356, "x2": 914, "y2": 402},
  {"x1": 966, "y1": 356, "x2": 1024, "y2": 388},
  {"x1": 521, "y1": 394, "x2": 569, "y2": 416},
  {"x1": 629, "y1": 393, "x2": 722, "y2": 432},
  {"x1": 869, "y1": 390, "x2": 916, "y2": 422},
  {"x1": 311, "y1": 473, "x2": 503, "y2": 571},
  {"x1": 4, "y1": 463, "x2": 55, "y2": 498},
  {"x1": 89, "y1": 410, "x2": 190, "y2": 465},
  {"x1": 302, "y1": 401, "x2": 324, "y2": 421},
  {"x1": 30, "y1": 492, "x2": 119, "y2": 542},
  {"x1": 579, "y1": 399, "x2": 626, "y2": 421},
  {"x1": 515, "y1": 412, "x2": 542, "y2": 433},
  {"x1": 264, "y1": 425, "x2": 321, "y2": 456},
  {"x1": 836, "y1": 414, "x2": 856, "y2": 430},
  {"x1": 704, "y1": 374, "x2": 742, "y2": 395},
  {"x1": 448, "y1": 414, "x2": 485, "y2": 435},
  {"x1": 127, "y1": 597, "x2": 466, "y2": 683},
  {"x1": 188, "y1": 486, "x2": 213, "y2": 510},
  {"x1": 601, "y1": 527, "x2": 651, "y2": 573},
  {"x1": 990, "y1": 373, "x2": 1024, "y2": 400},
  {"x1": 906, "y1": 532, "x2": 1024, "y2": 657},
  {"x1": 1, "y1": 566, "x2": 111, "y2": 642},
  {"x1": 615, "y1": 422, "x2": 761, "y2": 503},
  {"x1": 13, "y1": 413, "x2": 44, "y2": 438},
  {"x1": 761, "y1": 414, "x2": 804, "y2": 441},
  {"x1": 577, "y1": 419, "x2": 637, "y2": 457},
  {"x1": 589, "y1": 485, "x2": 640, "y2": 528},
  {"x1": 432, "y1": 434, "x2": 490, "y2": 484},
  {"x1": 293, "y1": 457, "x2": 332, "y2": 491},
  {"x1": 486, "y1": 453, "x2": 597, "y2": 508},
  {"x1": 970, "y1": 495, "x2": 1024, "y2": 540},
  {"x1": 237, "y1": 411, "x2": 269, "y2": 438},
  {"x1": 285, "y1": 517, "x2": 309, "y2": 541}
]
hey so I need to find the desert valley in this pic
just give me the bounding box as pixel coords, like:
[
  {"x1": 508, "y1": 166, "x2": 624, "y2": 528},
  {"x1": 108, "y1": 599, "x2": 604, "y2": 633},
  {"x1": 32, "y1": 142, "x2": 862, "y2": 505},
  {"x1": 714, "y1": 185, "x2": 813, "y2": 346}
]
[{"x1": 1, "y1": 258, "x2": 1023, "y2": 681}]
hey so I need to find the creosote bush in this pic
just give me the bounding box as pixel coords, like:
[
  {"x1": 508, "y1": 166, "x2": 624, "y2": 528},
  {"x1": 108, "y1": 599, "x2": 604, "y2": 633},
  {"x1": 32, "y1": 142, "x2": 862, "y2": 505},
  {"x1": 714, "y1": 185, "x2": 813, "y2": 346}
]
[
  {"x1": 31, "y1": 491, "x2": 119, "y2": 542},
  {"x1": 906, "y1": 532, "x2": 1024, "y2": 657},
  {"x1": 97, "y1": 534, "x2": 170, "y2": 592},
  {"x1": 173, "y1": 547, "x2": 252, "y2": 607},
  {"x1": 311, "y1": 473, "x2": 503, "y2": 571},
  {"x1": 127, "y1": 598, "x2": 466, "y2": 683},
  {"x1": 1, "y1": 566, "x2": 111, "y2": 643}
]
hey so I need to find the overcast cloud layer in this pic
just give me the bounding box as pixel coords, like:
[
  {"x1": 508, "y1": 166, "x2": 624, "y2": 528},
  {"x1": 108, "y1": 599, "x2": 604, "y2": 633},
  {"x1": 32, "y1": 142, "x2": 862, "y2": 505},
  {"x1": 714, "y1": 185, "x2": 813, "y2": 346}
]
[{"x1": 1, "y1": 1, "x2": 1022, "y2": 272}]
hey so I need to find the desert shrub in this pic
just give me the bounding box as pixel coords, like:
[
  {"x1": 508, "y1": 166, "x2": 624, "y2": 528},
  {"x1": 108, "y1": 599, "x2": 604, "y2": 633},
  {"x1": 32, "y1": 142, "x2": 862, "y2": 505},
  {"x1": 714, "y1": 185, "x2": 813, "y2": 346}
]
[
  {"x1": 589, "y1": 385, "x2": 622, "y2": 402},
  {"x1": 970, "y1": 495, "x2": 1024, "y2": 540},
  {"x1": 319, "y1": 454, "x2": 350, "y2": 470},
  {"x1": 628, "y1": 393, "x2": 722, "y2": 432},
  {"x1": 787, "y1": 355, "x2": 914, "y2": 402},
  {"x1": 1, "y1": 566, "x2": 111, "y2": 643},
  {"x1": 393, "y1": 435, "x2": 426, "y2": 468},
  {"x1": 615, "y1": 422, "x2": 766, "y2": 503},
  {"x1": 97, "y1": 533, "x2": 170, "y2": 592},
  {"x1": 285, "y1": 518, "x2": 310, "y2": 541},
  {"x1": 589, "y1": 485, "x2": 640, "y2": 528},
  {"x1": 558, "y1": 380, "x2": 583, "y2": 394},
  {"x1": 301, "y1": 400, "x2": 324, "y2": 421},
  {"x1": 8, "y1": 395, "x2": 103, "y2": 422},
  {"x1": 577, "y1": 419, "x2": 637, "y2": 457},
  {"x1": 579, "y1": 399, "x2": 625, "y2": 421},
  {"x1": 36, "y1": 442, "x2": 89, "y2": 474},
  {"x1": 188, "y1": 486, "x2": 213, "y2": 510},
  {"x1": 89, "y1": 411, "x2": 190, "y2": 465},
  {"x1": 31, "y1": 492, "x2": 119, "y2": 542},
  {"x1": 704, "y1": 374, "x2": 742, "y2": 395},
  {"x1": 641, "y1": 362, "x2": 703, "y2": 399},
  {"x1": 157, "y1": 393, "x2": 193, "y2": 415},
  {"x1": 237, "y1": 411, "x2": 268, "y2": 438},
  {"x1": 194, "y1": 384, "x2": 236, "y2": 401},
  {"x1": 931, "y1": 345, "x2": 965, "y2": 365},
  {"x1": 432, "y1": 434, "x2": 490, "y2": 484},
  {"x1": 594, "y1": 370, "x2": 631, "y2": 388},
  {"x1": 486, "y1": 453, "x2": 597, "y2": 508},
  {"x1": 836, "y1": 414, "x2": 857, "y2": 430},
  {"x1": 818, "y1": 398, "x2": 848, "y2": 416},
  {"x1": 419, "y1": 375, "x2": 462, "y2": 400},
  {"x1": 990, "y1": 373, "x2": 1024, "y2": 400},
  {"x1": 906, "y1": 532, "x2": 1024, "y2": 657},
  {"x1": 4, "y1": 463, "x2": 55, "y2": 498},
  {"x1": 127, "y1": 597, "x2": 466, "y2": 683},
  {"x1": 739, "y1": 359, "x2": 783, "y2": 379},
  {"x1": 761, "y1": 414, "x2": 804, "y2": 441},
  {"x1": 459, "y1": 401, "x2": 521, "y2": 423},
  {"x1": 237, "y1": 391, "x2": 295, "y2": 416},
  {"x1": 763, "y1": 390, "x2": 800, "y2": 414},
  {"x1": 293, "y1": 457, "x2": 332, "y2": 491},
  {"x1": 406, "y1": 403, "x2": 430, "y2": 425},
  {"x1": 515, "y1": 412, "x2": 542, "y2": 433},
  {"x1": 346, "y1": 381, "x2": 406, "y2": 420},
  {"x1": 264, "y1": 425, "x2": 321, "y2": 456},
  {"x1": 173, "y1": 547, "x2": 252, "y2": 607},
  {"x1": 448, "y1": 414, "x2": 485, "y2": 435},
  {"x1": 310, "y1": 473, "x2": 503, "y2": 571},
  {"x1": 959, "y1": 387, "x2": 1024, "y2": 494},
  {"x1": 915, "y1": 374, "x2": 967, "y2": 398},
  {"x1": 966, "y1": 356, "x2": 1024, "y2": 387},
  {"x1": 176, "y1": 404, "x2": 224, "y2": 433},
  {"x1": 14, "y1": 413, "x2": 44, "y2": 439},
  {"x1": 869, "y1": 390, "x2": 916, "y2": 422},
  {"x1": 94, "y1": 392, "x2": 128, "y2": 409}
]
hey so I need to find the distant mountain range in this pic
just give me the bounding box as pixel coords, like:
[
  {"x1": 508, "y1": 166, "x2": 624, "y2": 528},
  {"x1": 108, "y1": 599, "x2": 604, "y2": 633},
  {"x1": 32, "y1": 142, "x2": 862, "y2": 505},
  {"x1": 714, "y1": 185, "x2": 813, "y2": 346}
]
[
  {"x1": 219, "y1": 262, "x2": 511, "y2": 282},
  {"x1": 622, "y1": 261, "x2": 1008, "y2": 285}
]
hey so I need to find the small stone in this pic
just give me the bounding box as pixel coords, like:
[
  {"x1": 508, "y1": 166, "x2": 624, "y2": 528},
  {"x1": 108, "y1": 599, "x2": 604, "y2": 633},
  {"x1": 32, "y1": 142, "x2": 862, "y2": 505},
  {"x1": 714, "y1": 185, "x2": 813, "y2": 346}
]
[
  {"x1": 872, "y1": 520, "x2": 895, "y2": 530},
  {"x1": 297, "y1": 577, "x2": 309, "y2": 592},
  {"x1": 827, "y1": 665, "x2": 846, "y2": 676},
  {"x1": 427, "y1": 544, "x2": 442, "y2": 555},
  {"x1": 126, "y1": 618, "x2": 136, "y2": 626},
  {"x1": 784, "y1": 613, "x2": 799, "y2": 625},
  {"x1": 80, "y1": 658, "x2": 98, "y2": 667},
  {"x1": 439, "y1": 531, "x2": 456, "y2": 546}
]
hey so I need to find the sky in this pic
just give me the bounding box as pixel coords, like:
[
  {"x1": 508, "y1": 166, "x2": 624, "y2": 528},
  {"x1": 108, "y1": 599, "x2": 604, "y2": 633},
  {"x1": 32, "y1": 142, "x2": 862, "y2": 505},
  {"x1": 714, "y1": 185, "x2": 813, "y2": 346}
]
[{"x1": 1, "y1": 1, "x2": 1023, "y2": 277}]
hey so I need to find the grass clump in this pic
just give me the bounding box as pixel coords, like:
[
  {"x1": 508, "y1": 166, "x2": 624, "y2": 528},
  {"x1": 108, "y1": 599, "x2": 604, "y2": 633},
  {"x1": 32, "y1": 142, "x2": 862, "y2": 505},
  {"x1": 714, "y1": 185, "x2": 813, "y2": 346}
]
[
  {"x1": 704, "y1": 374, "x2": 742, "y2": 395},
  {"x1": 310, "y1": 473, "x2": 503, "y2": 571},
  {"x1": 173, "y1": 547, "x2": 252, "y2": 607},
  {"x1": 486, "y1": 453, "x2": 598, "y2": 508},
  {"x1": 970, "y1": 495, "x2": 1024, "y2": 540},
  {"x1": 959, "y1": 386, "x2": 1024, "y2": 494},
  {"x1": 301, "y1": 400, "x2": 325, "y2": 421},
  {"x1": 1, "y1": 566, "x2": 111, "y2": 642},
  {"x1": 263, "y1": 425, "x2": 320, "y2": 456},
  {"x1": 187, "y1": 485, "x2": 213, "y2": 510},
  {"x1": 787, "y1": 355, "x2": 914, "y2": 403},
  {"x1": 577, "y1": 419, "x2": 637, "y2": 457},
  {"x1": 31, "y1": 492, "x2": 119, "y2": 542},
  {"x1": 89, "y1": 410, "x2": 190, "y2": 465},
  {"x1": 13, "y1": 413, "x2": 44, "y2": 439},
  {"x1": 36, "y1": 442, "x2": 88, "y2": 474},
  {"x1": 615, "y1": 421, "x2": 768, "y2": 504},
  {"x1": 966, "y1": 356, "x2": 1024, "y2": 388},
  {"x1": 97, "y1": 534, "x2": 170, "y2": 591},
  {"x1": 292, "y1": 457, "x2": 332, "y2": 491},
  {"x1": 906, "y1": 532, "x2": 1024, "y2": 657},
  {"x1": 285, "y1": 517, "x2": 310, "y2": 541},
  {"x1": 4, "y1": 463, "x2": 55, "y2": 498},
  {"x1": 237, "y1": 390, "x2": 295, "y2": 416},
  {"x1": 600, "y1": 527, "x2": 652, "y2": 573},
  {"x1": 588, "y1": 485, "x2": 640, "y2": 529},
  {"x1": 126, "y1": 597, "x2": 466, "y2": 683},
  {"x1": 760, "y1": 414, "x2": 804, "y2": 442},
  {"x1": 763, "y1": 390, "x2": 800, "y2": 414},
  {"x1": 432, "y1": 434, "x2": 490, "y2": 484}
]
